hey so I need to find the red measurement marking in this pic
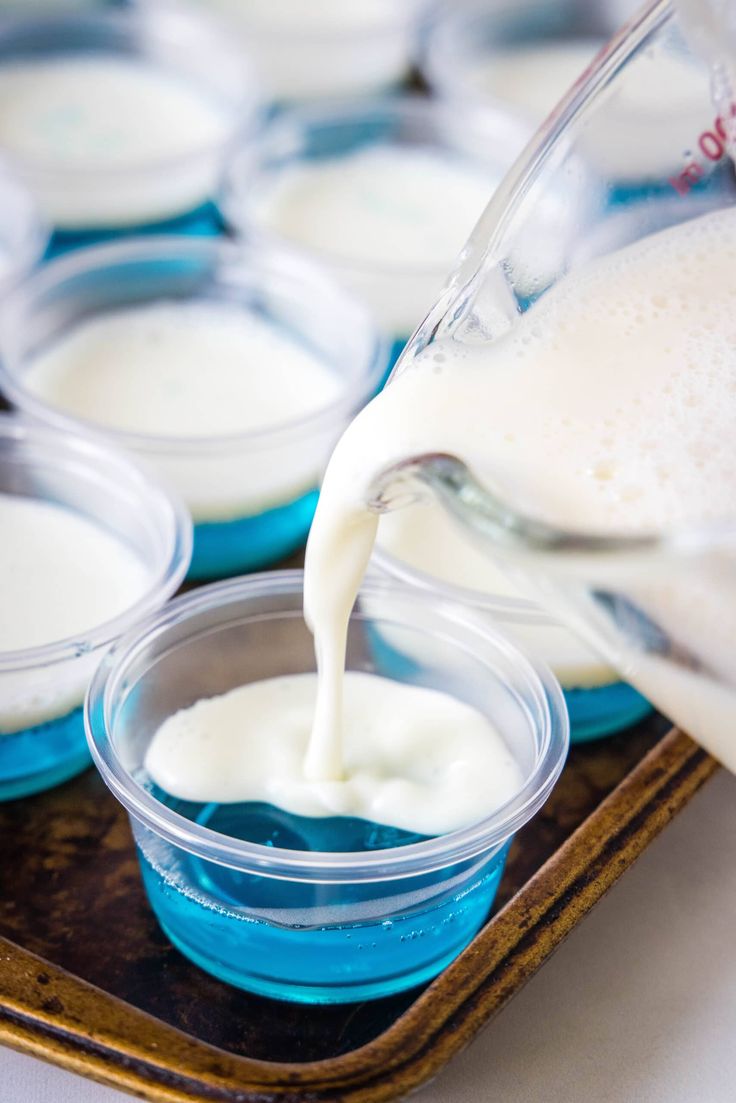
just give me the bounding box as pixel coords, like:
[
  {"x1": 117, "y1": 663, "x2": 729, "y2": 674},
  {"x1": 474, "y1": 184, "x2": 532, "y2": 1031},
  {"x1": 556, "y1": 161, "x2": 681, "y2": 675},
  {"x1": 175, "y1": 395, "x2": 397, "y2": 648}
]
[{"x1": 669, "y1": 103, "x2": 736, "y2": 196}]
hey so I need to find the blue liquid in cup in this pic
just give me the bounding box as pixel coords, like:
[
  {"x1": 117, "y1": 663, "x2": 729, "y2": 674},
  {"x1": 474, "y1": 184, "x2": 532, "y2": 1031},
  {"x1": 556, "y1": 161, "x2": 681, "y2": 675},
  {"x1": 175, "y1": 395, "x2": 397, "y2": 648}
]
[
  {"x1": 565, "y1": 681, "x2": 652, "y2": 742},
  {"x1": 138, "y1": 788, "x2": 511, "y2": 1003},
  {"x1": 0, "y1": 706, "x2": 90, "y2": 801},
  {"x1": 45, "y1": 202, "x2": 225, "y2": 260},
  {"x1": 189, "y1": 489, "x2": 320, "y2": 580}
]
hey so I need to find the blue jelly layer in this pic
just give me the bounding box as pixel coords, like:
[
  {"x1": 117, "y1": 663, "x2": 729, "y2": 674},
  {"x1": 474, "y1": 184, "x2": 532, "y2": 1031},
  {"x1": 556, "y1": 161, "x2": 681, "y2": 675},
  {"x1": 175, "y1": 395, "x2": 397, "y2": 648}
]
[
  {"x1": 189, "y1": 489, "x2": 319, "y2": 580},
  {"x1": 365, "y1": 622, "x2": 652, "y2": 743},
  {"x1": 139, "y1": 794, "x2": 510, "y2": 1003},
  {"x1": 565, "y1": 681, "x2": 653, "y2": 743},
  {"x1": 45, "y1": 202, "x2": 224, "y2": 260},
  {"x1": 0, "y1": 705, "x2": 90, "y2": 801}
]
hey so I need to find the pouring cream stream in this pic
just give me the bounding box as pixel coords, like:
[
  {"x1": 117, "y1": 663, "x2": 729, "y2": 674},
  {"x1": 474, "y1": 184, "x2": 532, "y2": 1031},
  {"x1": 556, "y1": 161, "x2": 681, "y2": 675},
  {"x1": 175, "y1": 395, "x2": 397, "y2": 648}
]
[{"x1": 304, "y1": 205, "x2": 736, "y2": 777}]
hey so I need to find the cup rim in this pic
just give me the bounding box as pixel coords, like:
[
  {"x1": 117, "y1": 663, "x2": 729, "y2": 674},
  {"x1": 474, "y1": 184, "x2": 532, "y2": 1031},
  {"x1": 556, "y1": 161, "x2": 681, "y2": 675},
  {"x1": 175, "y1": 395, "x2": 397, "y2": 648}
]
[
  {"x1": 0, "y1": 234, "x2": 388, "y2": 456},
  {"x1": 222, "y1": 93, "x2": 534, "y2": 283},
  {"x1": 0, "y1": 157, "x2": 48, "y2": 288},
  {"x1": 85, "y1": 569, "x2": 569, "y2": 882},
  {"x1": 0, "y1": 414, "x2": 192, "y2": 672},
  {"x1": 0, "y1": 6, "x2": 259, "y2": 183},
  {"x1": 371, "y1": 542, "x2": 558, "y2": 625}
]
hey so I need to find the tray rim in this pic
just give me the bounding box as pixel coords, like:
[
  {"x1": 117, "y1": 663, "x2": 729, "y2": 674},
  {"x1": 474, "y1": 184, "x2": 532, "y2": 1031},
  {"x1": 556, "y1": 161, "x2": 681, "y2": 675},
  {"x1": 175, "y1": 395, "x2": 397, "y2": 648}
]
[{"x1": 0, "y1": 727, "x2": 718, "y2": 1103}]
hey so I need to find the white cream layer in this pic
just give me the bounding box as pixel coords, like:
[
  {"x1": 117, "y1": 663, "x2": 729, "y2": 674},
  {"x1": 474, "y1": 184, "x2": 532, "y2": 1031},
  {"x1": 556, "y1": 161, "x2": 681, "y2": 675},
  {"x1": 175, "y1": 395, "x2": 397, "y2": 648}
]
[
  {"x1": 144, "y1": 671, "x2": 523, "y2": 837},
  {"x1": 24, "y1": 300, "x2": 344, "y2": 522},
  {"x1": 0, "y1": 58, "x2": 232, "y2": 227},
  {"x1": 254, "y1": 145, "x2": 494, "y2": 333},
  {"x1": 0, "y1": 493, "x2": 149, "y2": 731},
  {"x1": 187, "y1": 0, "x2": 424, "y2": 100}
]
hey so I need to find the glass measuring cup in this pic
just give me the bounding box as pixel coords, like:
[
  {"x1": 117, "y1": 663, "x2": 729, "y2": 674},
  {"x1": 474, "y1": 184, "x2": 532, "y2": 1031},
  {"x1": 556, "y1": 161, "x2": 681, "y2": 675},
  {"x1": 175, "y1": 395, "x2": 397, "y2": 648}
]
[{"x1": 371, "y1": 0, "x2": 736, "y2": 770}]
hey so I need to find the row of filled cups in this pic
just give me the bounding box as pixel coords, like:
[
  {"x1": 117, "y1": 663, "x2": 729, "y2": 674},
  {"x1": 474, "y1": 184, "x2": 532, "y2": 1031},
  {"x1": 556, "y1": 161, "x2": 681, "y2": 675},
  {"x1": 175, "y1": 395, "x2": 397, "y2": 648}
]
[
  {"x1": 0, "y1": 234, "x2": 651, "y2": 809},
  {"x1": 0, "y1": 20, "x2": 655, "y2": 811},
  {"x1": 0, "y1": 0, "x2": 636, "y2": 120},
  {"x1": 0, "y1": 0, "x2": 676, "y2": 255},
  {"x1": 0, "y1": 4, "x2": 652, "y2": 1004}
]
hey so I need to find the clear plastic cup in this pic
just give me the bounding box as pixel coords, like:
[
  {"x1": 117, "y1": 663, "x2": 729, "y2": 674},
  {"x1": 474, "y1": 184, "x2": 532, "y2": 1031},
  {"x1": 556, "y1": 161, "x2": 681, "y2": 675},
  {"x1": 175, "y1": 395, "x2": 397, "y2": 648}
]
[
  {"x1": 371, "y1": 545, "x2": 652, "y2": 742},
  {"x1": 221, "y1": 96, "x2": 533, "y2": 365},
  {"x1": 0, "y1": 6, "x2": 259, "y2": 251},
  {"x1": 175, "y1": 0, "x2": 431, "y2": 103},
  {"x1": 422, "y1": 2, "x2": 607, "y2": 123},
  {"x1": 86, "y1": 570, "x2": 568, "y2": 1003},
  {"x1": 0, "y1": 159, "x2": 47, "y2": 292},
  {"x1": 0, "y1": 415, "x2": 191, "y2": 801},
  {"x1": 0, "y1": 235, "x2": 387, "y2": 579},
  {"x1": 421, "y1": 0, "x2": 712, "y2": 195}
]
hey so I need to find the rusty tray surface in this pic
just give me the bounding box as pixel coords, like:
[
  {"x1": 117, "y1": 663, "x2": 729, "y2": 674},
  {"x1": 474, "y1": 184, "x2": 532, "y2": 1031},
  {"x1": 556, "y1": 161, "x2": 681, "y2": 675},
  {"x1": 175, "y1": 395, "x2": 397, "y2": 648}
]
[{"x1": 0, "y1": 712, "x2": 717, "y2": 1102}]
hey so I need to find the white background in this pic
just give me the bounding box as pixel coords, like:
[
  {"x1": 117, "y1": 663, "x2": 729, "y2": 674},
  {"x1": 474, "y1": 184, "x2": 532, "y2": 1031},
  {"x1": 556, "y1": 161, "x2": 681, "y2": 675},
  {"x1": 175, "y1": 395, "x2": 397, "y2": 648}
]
[{"x1": 3, "y1": 769, "x2": 736, "y2": 1103}]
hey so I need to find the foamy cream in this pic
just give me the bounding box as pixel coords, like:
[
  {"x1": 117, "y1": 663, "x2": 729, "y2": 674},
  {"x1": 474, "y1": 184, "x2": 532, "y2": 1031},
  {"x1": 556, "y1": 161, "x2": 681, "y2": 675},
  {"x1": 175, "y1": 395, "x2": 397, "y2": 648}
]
[
  {"x1": 23, "y1": 300, "x2": 344, "y2": 522},
  {"x1": 0, "y1": 492, "x2": 149, "y2": 731},
  {"x1": 376, "y1": 502, "x2": 614, "y2": 689},
  {"x1": 253, "y1": 145, "x2": 495, "y2": 334},
  {"x1": 0, "y1": 58, "x2": 232, "y2": 227},
  {"x1": 304, "y1": 207, "x2": 736, "y2": 776},
  {"x1": 144, "y1": 670, "x2": 523, "y2": 836}
]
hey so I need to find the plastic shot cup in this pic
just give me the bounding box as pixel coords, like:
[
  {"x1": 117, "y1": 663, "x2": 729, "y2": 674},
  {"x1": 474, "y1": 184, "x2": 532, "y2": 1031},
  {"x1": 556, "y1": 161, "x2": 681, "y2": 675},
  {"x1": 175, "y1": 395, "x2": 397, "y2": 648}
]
[
  {"x1": 0, "y1": 6, "x2": 259, "y2": 254},
  {"x1": 371, "y1": 546, "x2": 653, "y2": 743},
  {"x1": 421, "y1": 0, "x2": 713, "y2": 199},
  {"x1": 0, "y1": 161, "x2": 47, "y2": 292},
  {"x1": 86, "y1": 570, "x2": 569, "y2": 1004},
  {"x1": 221, "y1": 96, "x2": 532, "y2": 369},
  {"x1": 0, "y1": 236, "x2": 387, "y2": 579},
  {"x1": 0, "y1": 415, "x2": 191, "y2": 801},
  {"x1": 173, "y1": 0, "x2": 432, "y2": 103}
]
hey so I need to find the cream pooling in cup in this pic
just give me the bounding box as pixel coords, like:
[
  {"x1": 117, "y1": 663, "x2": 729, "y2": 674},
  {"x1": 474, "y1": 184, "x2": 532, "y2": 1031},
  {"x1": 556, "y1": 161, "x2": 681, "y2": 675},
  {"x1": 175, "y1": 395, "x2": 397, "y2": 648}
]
[
  {"x1": 144, "y1": 670, "x2": 523, "y2": 837},
  {"x1": 0, "y1": 493, "x2": 149, "y2": 731},
  {"x1": 303, "y1": 207, "x2": 736, "y2": 778},
  {"x1": 22, "y1": 299, "x2": 344, "y2": 523},
  {"x1": 377, "y1": 502, "x2": 614, "y2": 689}
]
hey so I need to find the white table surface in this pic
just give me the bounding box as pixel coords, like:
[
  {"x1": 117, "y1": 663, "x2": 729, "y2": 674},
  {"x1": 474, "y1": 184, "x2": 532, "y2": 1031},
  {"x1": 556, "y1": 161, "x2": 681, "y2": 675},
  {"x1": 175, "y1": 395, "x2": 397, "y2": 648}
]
[{"x1": 3, "y1": 768, "x2": 736, "y2": 1103}]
